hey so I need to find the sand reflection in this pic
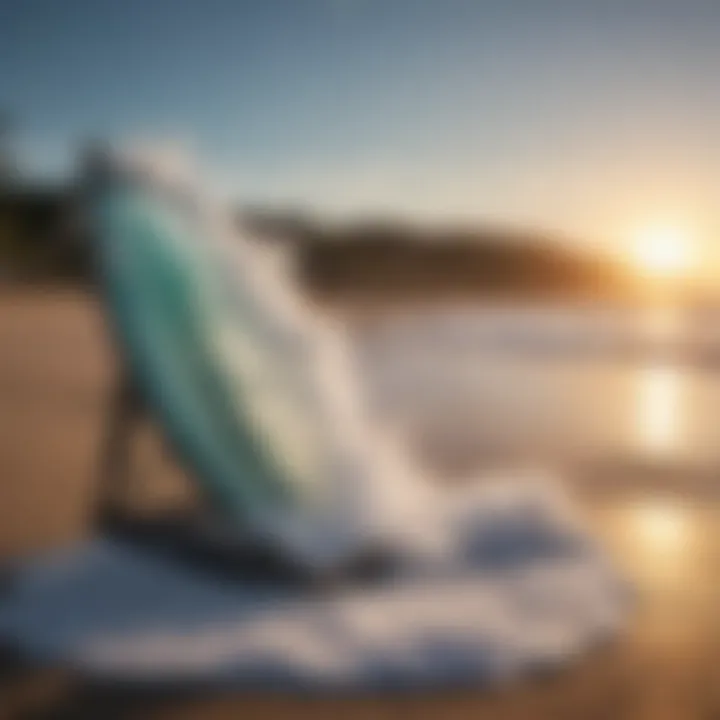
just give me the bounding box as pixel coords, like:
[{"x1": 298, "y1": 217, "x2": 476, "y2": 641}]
[
  {"x1": 610, "y1": 497, "x2": 697, "y2": 591},
  {"x1": 636, "y1": 366, "x2": 685, "y2": 457}
]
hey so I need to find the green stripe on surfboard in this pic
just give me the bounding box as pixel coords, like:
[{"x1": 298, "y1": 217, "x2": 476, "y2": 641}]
[{"x1": 96, "y1": 186, "x2": 321, "y2": 522}]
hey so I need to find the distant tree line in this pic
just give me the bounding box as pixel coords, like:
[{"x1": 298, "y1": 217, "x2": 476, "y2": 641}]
[
  {"x1": 242, "y1": 210, "x2": 637, "y2": 303},
  {"x1": 0, "y1": 186, "x2": 90, "y2": 282},
  {"x1": 0, "y1": 189, "x2": 637, "y2": 302}
]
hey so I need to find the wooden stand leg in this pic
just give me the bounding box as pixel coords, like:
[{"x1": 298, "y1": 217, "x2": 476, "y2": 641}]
[
  {"x1": 94, "y1": 373, "x2": 143, "y2": 531},
  {"x1": 90, "y1": 376, "x2": 390, "y2": 584}
]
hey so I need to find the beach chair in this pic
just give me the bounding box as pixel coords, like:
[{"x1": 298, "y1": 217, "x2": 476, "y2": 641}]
[{"x1": 0, "y1": 152, "x2": 627, "y2": 690}]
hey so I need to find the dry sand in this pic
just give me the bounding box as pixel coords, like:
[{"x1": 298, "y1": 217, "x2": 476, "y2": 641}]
[{"x1": 0, "y1": 289, "x2": 718, "y2": 719}]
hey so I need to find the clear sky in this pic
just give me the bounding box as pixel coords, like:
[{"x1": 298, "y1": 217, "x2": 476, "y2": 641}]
[{"x1": 2, "y1": 0, "x2": 720, "y2": 256}]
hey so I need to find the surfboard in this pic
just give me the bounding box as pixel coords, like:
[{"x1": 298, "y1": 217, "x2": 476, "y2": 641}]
[{"x1": 93, "y1": 171, "x2": 379, "y2": 553}]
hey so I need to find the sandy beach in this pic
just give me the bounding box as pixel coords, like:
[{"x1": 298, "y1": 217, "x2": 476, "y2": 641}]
[{"x1": 0, "y1": 289, "x2": 718, "y2": 719}]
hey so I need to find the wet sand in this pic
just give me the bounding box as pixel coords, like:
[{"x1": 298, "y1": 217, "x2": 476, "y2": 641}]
[{"x1": 0, "y1": 290, "x2": 718, "y2": 719}]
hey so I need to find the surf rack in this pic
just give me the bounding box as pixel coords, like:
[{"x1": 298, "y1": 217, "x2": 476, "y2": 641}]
[{"x1": 92, "y1": 366, "x2": 393, "y2": 585}]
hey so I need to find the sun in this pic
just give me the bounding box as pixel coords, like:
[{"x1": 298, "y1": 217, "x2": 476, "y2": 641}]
[{"x1": 631, "y1": 225, "x2": 694, "y2": 278}]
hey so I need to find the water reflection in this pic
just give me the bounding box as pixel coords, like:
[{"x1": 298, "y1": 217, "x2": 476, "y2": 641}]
[
  {"x1": 611, "y1": 498, "x2": 696, "y2": 588},
  {"x1": 362, "y1": 304, "x2": 720, "y2": 468},
  {"x1": 629, "y1": 499, "x2": 689, "y2": 554},
  {"x1": 637, "y1": 366, "x2": 685, "y2": 457}
]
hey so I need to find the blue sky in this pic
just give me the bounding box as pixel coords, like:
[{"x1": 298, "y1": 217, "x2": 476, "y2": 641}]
[{"x1": 2, "y1": 0, "x2": 720, "y2": 247}]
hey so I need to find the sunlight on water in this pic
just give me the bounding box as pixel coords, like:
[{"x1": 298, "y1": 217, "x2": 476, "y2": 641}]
[
  {"x1": 636, "y1": 366, "x2": 685, "y2": 457},
  {"x1": 363, "y1": 304, "x2": 720, "y2": 469},
  {"x1": 630, "y1": 499, "x2": 689, "y2": 552},
  {"x1": 613, "y1": 498, "x2": 696, "y2": 588}
]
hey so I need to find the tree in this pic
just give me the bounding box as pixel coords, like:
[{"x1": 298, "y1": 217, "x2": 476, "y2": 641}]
[{"x1": 0, "y1": 112, "x2": 17, "y2": 188}]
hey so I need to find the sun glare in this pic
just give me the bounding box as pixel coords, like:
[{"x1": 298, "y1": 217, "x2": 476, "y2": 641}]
[{"x1": 631, "y1": 225, "x2": 694, "y2": 278}]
